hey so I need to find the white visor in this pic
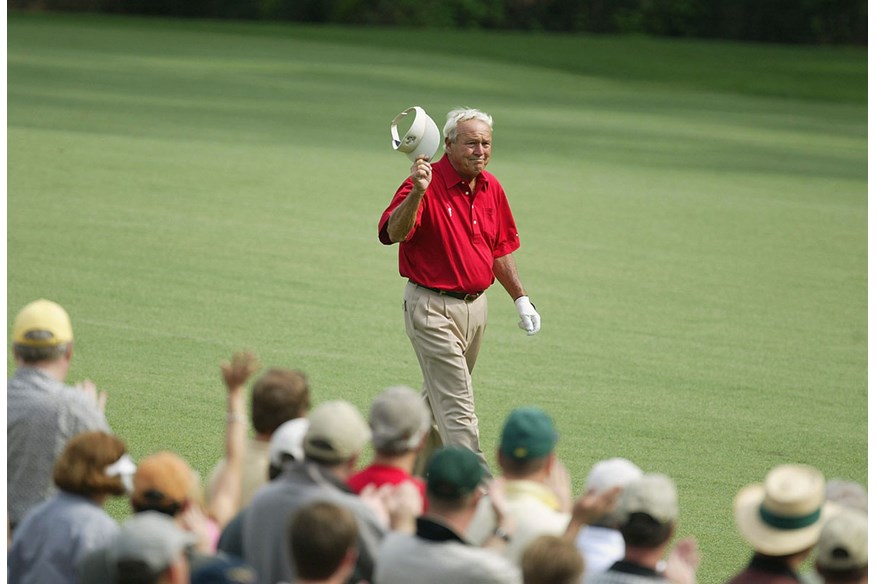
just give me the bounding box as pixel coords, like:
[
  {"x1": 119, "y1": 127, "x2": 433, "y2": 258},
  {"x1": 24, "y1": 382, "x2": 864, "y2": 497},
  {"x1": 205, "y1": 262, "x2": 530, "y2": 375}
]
[
  {"x1": 390, "y1": 106, "x2": 441, "y2": 162},
  {"x1": 105, "y1": 453, "x2": 137, "y2": 494}
]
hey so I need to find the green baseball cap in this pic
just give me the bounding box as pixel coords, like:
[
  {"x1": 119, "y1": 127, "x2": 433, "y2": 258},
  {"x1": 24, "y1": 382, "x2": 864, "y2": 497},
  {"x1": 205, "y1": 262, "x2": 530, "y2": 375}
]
[
  {"x1": 426, "y1": 447, "x2": 484, "y2": 500},
  {"x1": 500, "y1": 407, "x2": 558, "y2": 461}
]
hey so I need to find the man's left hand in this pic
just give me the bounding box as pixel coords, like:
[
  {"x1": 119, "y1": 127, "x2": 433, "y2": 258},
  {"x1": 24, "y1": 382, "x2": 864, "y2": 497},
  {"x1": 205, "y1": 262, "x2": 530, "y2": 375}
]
[{"x1": 514, "y1": 296, "x2": 541, "y2": 335}]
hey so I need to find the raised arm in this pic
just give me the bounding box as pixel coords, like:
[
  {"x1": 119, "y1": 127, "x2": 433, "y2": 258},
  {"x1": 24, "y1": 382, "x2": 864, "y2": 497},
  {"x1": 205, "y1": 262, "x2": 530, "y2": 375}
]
[
  {"x1": 207, "y1": 350, "x2": 260, "y2": 528},
  {"x1": 386, "y1": 156, "x2": 432, "y2": 243}
]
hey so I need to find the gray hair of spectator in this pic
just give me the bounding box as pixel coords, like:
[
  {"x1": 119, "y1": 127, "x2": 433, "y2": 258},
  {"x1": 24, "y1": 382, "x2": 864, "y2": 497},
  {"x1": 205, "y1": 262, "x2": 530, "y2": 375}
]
[
  {"x1": 13, "y1": 341, "x2": 69, "y2": 364},
  {"x1": 443, "y1": 108, "x2": 493, "y2": 143}
]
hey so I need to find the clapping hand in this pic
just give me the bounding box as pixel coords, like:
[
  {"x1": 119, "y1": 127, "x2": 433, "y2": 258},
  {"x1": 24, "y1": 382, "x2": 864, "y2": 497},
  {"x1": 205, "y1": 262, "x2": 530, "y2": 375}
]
[
  {"x1": 570, "y1": 486, "x2": 621, "y2": 527},
  {"x1": 75, "y1": 379, "x2": 107, "y2": 413},
  {"x1": 664, "y1": 537, "x2": 700, "y2": 584}
]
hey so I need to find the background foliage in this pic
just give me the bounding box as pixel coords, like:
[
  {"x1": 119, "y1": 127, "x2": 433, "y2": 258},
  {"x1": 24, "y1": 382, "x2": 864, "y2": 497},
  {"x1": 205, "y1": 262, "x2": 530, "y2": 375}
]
[{"x1": 9, "y1": 0, "x2": 867, "y2": 44}]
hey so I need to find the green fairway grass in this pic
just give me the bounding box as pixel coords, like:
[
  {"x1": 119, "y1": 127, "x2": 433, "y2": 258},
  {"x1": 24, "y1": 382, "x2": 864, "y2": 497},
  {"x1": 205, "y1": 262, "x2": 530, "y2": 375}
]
[{"x1": 7, "y1": 12, "x2": 866, "y2": 581}]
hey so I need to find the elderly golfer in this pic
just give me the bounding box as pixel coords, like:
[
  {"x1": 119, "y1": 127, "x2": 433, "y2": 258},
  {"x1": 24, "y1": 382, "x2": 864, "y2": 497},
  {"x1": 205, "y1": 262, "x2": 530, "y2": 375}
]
[{"x1": 378, "y1": 107, "x2": 540, "y2": 474}]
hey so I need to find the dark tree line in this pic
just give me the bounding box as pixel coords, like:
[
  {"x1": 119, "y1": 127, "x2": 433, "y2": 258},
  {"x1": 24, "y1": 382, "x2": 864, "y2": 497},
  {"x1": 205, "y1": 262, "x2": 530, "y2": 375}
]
[{"x1": 11, "y1": 0, "x2": 866, "y2": 44}]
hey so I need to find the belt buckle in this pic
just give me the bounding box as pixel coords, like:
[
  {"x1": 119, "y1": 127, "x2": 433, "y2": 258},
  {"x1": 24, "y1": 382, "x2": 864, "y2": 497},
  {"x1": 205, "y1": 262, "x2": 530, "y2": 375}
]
[{"x1": 464, "y1": 292, "x2": 480, "y2": 302}]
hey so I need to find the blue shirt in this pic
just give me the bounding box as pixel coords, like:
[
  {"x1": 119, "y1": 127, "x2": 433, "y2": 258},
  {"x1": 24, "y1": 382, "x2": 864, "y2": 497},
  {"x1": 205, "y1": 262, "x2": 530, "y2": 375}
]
[{"x1": 8, "y1": 491, "x2": 120, "y2": 584}]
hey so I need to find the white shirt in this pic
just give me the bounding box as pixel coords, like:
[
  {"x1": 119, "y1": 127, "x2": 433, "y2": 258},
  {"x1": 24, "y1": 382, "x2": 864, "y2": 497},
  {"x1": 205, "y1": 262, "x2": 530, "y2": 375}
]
[{"x1": 577, "y1": 525, "x2": 625, "y2": 582}]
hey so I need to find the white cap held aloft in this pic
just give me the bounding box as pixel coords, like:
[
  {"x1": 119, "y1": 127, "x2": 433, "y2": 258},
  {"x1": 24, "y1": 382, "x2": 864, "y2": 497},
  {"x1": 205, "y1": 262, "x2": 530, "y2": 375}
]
[{"x1": 391, "y1": 106, "x2": 441, "y2": 162}]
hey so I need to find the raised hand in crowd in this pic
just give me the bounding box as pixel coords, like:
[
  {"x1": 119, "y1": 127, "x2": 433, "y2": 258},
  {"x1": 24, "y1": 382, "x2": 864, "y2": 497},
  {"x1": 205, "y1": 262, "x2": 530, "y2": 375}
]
[{"x1": 209, "y1": 350, "x2": 261, "y2": 528}]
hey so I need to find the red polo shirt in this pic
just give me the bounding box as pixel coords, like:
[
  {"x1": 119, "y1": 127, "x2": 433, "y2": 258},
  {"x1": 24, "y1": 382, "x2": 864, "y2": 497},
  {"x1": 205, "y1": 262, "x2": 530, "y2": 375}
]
[
  {"x1": 348, "y1": 464, "x2": 428, "y2": 513},
  {"x1": 378, "y1": 155, "x2": 520, "y2": 293}
]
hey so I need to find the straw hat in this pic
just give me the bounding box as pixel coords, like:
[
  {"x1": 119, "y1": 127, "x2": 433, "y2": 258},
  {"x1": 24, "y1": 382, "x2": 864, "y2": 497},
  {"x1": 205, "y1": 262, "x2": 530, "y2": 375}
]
[{"x1": 734, "y1": 464, "x2": 837, "y2": 556}]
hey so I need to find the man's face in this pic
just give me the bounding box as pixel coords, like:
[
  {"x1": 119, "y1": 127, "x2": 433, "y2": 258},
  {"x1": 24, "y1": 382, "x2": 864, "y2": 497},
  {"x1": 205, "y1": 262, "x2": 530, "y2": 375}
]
[{"x1": 445, "y1": 119, "x2": 492, "y2": 181}]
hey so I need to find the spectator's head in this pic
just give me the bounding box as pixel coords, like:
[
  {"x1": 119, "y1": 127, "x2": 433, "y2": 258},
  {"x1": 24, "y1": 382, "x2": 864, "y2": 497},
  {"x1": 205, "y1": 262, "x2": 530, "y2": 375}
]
[
  {"x1": 131, "y1": 451, "x2": 196, "y2": 517},
  {"x1": 115, "y1": 511, "x2": 196, "y2": 584},
  {"x1": 497, "y1": 407, "x2": 558, "y2": 479},
  {"x1": 53, "y1": 431, "x2": 133, "y2": 501},
  {"x1": 268, "y1": 417, "x2": 310, "y2": 479},
  {"x1": 734, "y1": 464, "x2": 836, "y2": 558},
  {"x1": 12, "y1": 299, "x2": 74, "y2": 370},
  {"x1": 369, "y1": 386, "x2": 431, "y2": 456},
  {"x1": 426, "y1": 446, "x2": 485, "y2": 514},
  {"x1": 585, "y1": 457, "x2": 643, "y2": 528},
  {"x1": 251, "y1": 368, "x2": 311, "y2": 436},
  {"x1": 521, "y1": 534, "x2": 585, "y2": 584},
  {"x1": 303, "y1": 401, "x2": 371, "y2": 477},
  {"x1": 616, "y1": 473, "x2": 678, "y2": 550},
  {"x1": 825, "y1": 479, "x2": 867, "y2": 513},
  {"x1": 815, "y1": 509, "x2": 867, "y2": 584},
  {"x1": 289, "y1": 501, "x2": 359, "y2": 583}
]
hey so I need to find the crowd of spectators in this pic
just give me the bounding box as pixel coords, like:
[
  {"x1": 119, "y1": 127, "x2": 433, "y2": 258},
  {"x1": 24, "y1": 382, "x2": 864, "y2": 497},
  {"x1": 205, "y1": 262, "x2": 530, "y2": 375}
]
[{"x1": 7, "y1": 299, "x2": 868, "y2": 584}]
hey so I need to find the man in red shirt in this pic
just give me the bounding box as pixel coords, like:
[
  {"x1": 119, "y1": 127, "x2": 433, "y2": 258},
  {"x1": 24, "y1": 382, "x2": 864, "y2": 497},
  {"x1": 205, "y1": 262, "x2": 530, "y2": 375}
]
[
  {"x1": 378, "y1": 107, "x2": 540, "y2": 474},
  {"x1": 348, "y1": 385, "x2": 430, "y2": 512}
]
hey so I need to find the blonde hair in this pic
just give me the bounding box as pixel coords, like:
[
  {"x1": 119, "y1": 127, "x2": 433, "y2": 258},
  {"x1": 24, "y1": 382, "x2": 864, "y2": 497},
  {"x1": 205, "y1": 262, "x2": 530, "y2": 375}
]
[
  {"x1": 53, "y1": 431, "x2": 128, "y2": 498},
  {"x1": 521, "y1": 535, "x2": 584, "y2": 584}
]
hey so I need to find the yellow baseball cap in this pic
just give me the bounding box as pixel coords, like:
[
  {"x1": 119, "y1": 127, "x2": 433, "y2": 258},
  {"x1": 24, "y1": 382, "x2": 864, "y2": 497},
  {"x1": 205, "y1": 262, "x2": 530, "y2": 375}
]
[{"x1": 12, "y1": 299, "x2": 74, "y2": 347}]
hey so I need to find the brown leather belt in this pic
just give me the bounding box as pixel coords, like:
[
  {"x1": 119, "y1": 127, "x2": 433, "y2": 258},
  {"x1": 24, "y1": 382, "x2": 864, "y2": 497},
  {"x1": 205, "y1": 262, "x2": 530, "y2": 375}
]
[{"x1": 409, "y1": 280, "x2": 483, "y2": 302}]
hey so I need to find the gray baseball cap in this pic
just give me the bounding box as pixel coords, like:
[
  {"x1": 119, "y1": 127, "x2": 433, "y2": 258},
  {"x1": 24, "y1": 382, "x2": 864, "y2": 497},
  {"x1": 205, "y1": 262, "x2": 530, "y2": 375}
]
[
  {"x1": 303, "y1": 400, "x2": 371, "y2": 463},
  {"x1": 116, "y1": 512, "x2": 197, "y2": 577},
  {"x1": 816, "y1": 509, "x2": 868, "y2": 571},
  {"x1": 369, "y1": 386, "x2": 431, "y2": 453},
  {"x1": 616, "y1": 473, "x2": 679, "y2": 524}
]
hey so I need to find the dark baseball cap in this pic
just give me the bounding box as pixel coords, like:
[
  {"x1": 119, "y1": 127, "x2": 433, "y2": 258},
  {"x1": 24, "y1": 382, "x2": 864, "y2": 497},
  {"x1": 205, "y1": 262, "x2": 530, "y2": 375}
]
[
  {"x1": 500, "y1": 407, "x2": 558, "y2": 461},
  {"x1": 426, "y1": 447, "x2": 484, "y2": 500}
]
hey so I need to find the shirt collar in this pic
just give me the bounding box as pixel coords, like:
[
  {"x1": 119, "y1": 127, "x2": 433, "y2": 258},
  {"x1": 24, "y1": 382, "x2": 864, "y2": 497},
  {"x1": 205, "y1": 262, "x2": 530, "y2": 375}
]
[
  {"x1": 748, "y1": 554, "x2": 803, "y2": 581},
  {"x1": 416, "y1": 516, "x2": 467, "y2": 544},
  {"x1": 608, "y1": 560, "x2": 664, "y2": 579},
  {"x1": 504, "y1": 480, "x2": 562, "y2": 511},
  {"x1": 434, "y1": 154, "x2": 490, "y2": 191},
  {"x1": 13, "y1": 366, "x2": 61, "y2": 387}
]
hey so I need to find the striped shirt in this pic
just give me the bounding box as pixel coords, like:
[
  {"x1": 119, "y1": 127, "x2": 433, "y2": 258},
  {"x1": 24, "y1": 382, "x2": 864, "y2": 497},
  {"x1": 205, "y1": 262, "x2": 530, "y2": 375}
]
[{"x1": 7, "y1": 367, "x2": 109, "y2": 526}]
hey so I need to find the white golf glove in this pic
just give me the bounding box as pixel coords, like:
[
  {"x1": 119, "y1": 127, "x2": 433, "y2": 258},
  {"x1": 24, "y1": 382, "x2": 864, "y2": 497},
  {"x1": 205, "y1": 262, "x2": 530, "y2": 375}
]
[{"x1": 514, "y1": 296, "x2": 541, "y2": 336}]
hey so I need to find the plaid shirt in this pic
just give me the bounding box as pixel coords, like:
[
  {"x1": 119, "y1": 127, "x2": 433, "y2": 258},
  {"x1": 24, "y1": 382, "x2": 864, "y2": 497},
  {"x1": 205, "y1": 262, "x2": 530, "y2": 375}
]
[{"x1": 7, "y1": 367, "x2": 109, "y2": 526}]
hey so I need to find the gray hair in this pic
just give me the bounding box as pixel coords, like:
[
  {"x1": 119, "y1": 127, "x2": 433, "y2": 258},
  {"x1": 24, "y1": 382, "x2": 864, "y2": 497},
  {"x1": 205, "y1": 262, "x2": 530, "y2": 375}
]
[
  {"x1": 443, "y1": 108, "x2": 493, "y2": 143},
  {"x1": 13, "y1": 342, "x2": 69, "y2": 364}
]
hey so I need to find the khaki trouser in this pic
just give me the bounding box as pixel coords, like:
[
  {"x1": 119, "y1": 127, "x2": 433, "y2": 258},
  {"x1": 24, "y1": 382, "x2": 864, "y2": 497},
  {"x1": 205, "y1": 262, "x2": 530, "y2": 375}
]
[{"x1": 403, "y1": 281, "x2": 491, "y2": 476}]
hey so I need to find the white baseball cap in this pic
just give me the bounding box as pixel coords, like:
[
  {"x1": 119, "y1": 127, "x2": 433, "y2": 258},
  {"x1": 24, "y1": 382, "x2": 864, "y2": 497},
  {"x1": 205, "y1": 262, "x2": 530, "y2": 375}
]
[
  {"x1": 391, "y1": 106, "x2": 441, "y2": 162},
  {"x1": 586, "y1": 457, "x2": 643, "y2": 494},
  {"x1": 269, "y1": 417, "x2": 310, "y2": 466}
]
